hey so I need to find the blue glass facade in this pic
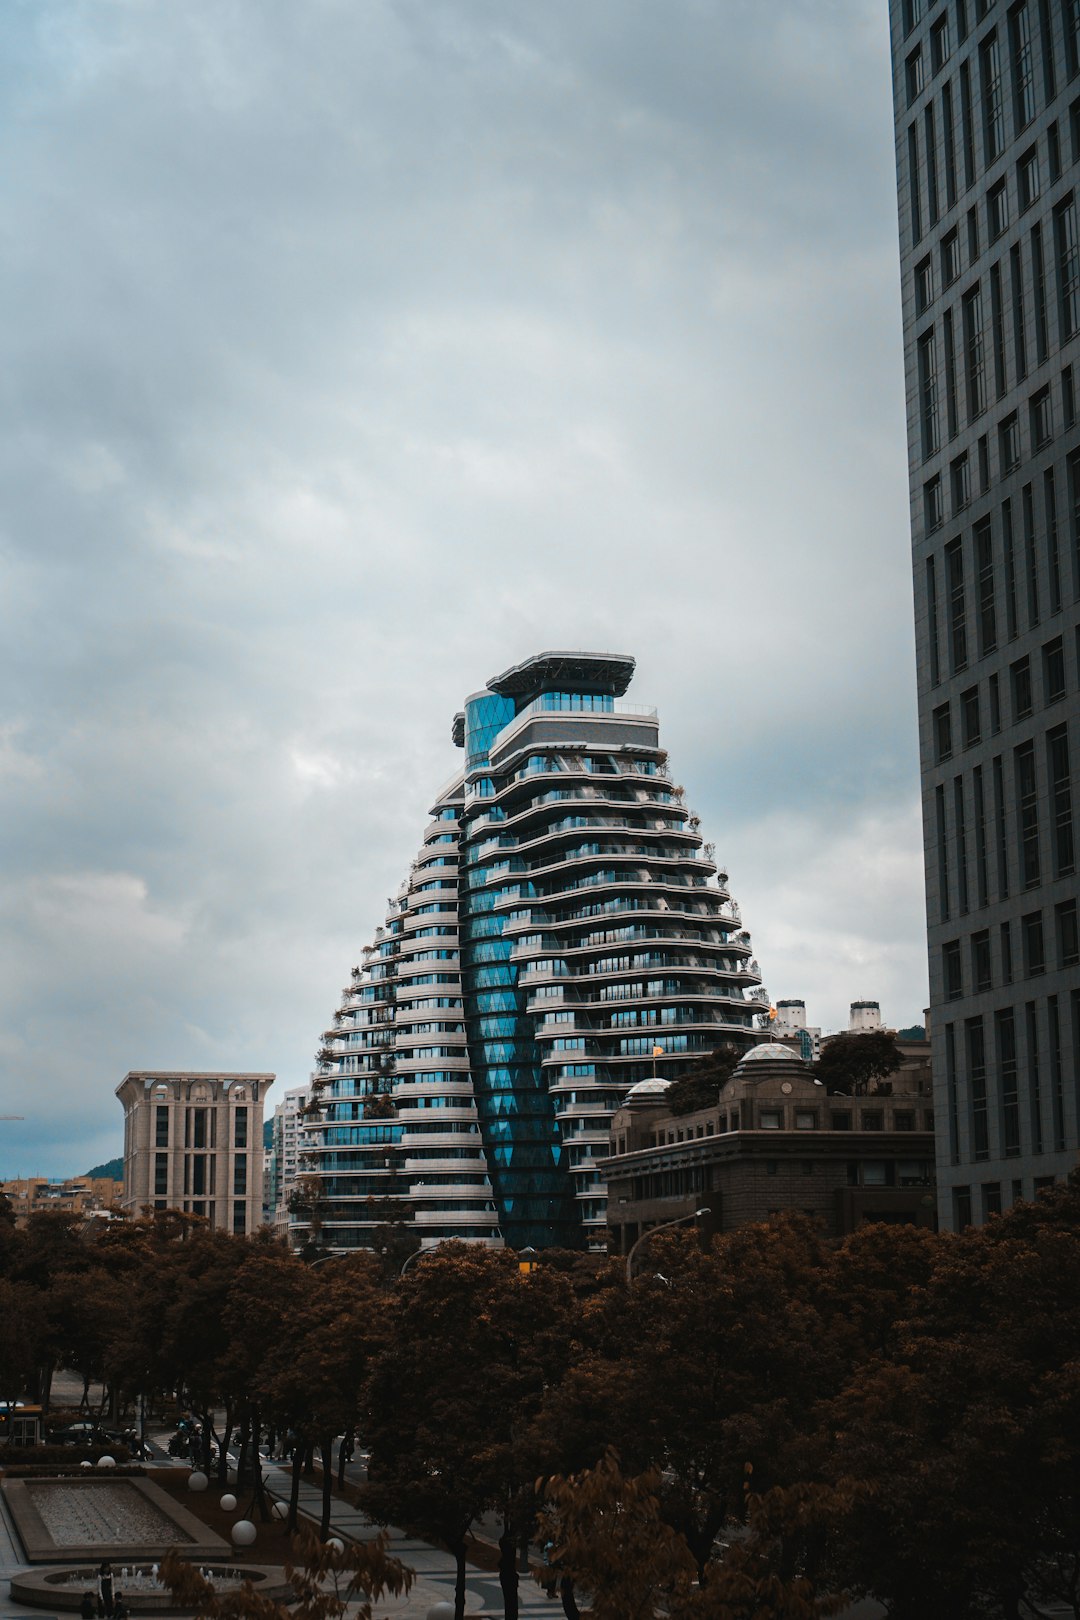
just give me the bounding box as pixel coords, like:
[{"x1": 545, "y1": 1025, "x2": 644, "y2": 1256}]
[{"x1": 459, "y1": 689, "x2": 580, "y2": 1248}]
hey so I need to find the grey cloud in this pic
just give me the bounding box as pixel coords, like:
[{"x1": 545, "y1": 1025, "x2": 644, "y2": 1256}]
[{"x1": 0, "y1": 0, "x2": 925, "y2": 1175}]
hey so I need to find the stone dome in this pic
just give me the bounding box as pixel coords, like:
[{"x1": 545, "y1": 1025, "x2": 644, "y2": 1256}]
[
  {"x1": 740, "y1": 1042, "x2": 806, "y2": 1064},
  {"x1": 622, "y1": 1077, "x2": 673, "y2": 1104}
]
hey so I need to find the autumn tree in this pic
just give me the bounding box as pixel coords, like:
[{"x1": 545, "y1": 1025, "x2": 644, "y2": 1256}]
[
  {"x1": 537, "y1": 1451, "x2": 846, "y2": 1620},
  {"x1": 161, "y1": 1526, "x2": 412, "y2": 1620},
  {"x1": 259, "y1": 1251, "x2": 389, "y2": 1537},
  {"x1": 666, "y1": 1044, "x2": 743, "y2": 1117},
  {"x1": 820, "y1": 1174, "x2": 1080, "y2": 1619},
  {"x1": 814, "y1": 1032, "x2": 901, "y2": 1096},
  {"x1": 361, "y1": 1244, "x2": 577, "y2": 1620},
  {"x1": 536, "y1": 1218, "x2": 837, "y2": 1578}
]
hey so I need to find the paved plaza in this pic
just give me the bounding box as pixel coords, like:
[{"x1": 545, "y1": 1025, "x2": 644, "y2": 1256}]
[{"x1": 0, "y1": 1432, "x2": 556, "y2": 1620}]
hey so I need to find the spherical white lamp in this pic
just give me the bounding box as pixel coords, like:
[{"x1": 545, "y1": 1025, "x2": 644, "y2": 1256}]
[
  {"x1": 426, "y1": 1603, "x2": 455, "y2": 1620},
  {"x1": 220, "y1": 1493, "x2": 237, "y2": 1512},
  {"x1": 232, "y1": 1520, "x2": 257, "y2": 1547},
  {"x1": 326, "y1": 1537, "x2": 344, "y2": 1554},
  {"x1": 80, "y1": 1460, "x2": 93, "y2": 1469},
  {"x1": 271, "y1": 1501, "x2": 289, "y2": 1520},
  {"x1": 188, "y1": 1471, "x2": 209, "y2": 1493},
  {"x1": 96, "y1": 1455, "x2": 116, "y2": 1470}
]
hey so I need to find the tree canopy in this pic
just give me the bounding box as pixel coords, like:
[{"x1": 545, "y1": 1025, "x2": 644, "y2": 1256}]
[
  {"x1": 814, "y1": 1030, "x2": 903, "y2": 1095},
  {"x1": 3, "y1": 1175, "x2": 1080, "y2": 1619}
]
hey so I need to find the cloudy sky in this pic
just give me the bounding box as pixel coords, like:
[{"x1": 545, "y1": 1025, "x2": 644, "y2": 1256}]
[{"x1": 0, "y1": 0, "x2": 923, "y2": 1179}]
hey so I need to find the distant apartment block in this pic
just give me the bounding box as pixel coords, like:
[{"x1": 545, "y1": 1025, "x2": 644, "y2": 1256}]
[
  {"x1": 268, "y1": 1085, "x2": 310, "y2": 1236},
  {"x1": 117, "y1": 1071, "x2": 273, "y2": 1234},
  {"x1": 0, "y1": 1175, "x2": 123, "y2": 1225}
]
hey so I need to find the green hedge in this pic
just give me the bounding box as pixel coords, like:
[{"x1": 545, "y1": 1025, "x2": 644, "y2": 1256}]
[{"x1": 0, "y1": 1444, "x2": 133, "y2": 1468}]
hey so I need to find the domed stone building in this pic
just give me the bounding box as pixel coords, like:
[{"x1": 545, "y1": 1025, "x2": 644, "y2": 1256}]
[{"x1": 602, "y1": 1040, "x2": 936, "y2": 1252}]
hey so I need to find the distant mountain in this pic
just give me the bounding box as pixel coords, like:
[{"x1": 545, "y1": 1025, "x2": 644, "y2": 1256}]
[
  {"x1": 897, "y1": 1025, "x2": 927, "y2": 1041},
  {"x1": 84, "y1": 1157, "x2": 123, "y2": 1179}
]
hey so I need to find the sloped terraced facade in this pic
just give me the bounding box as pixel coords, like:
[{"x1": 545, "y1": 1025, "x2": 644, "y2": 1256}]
[{"x1": 300, "y1": 652, "x2": 768, "y2": 1252}]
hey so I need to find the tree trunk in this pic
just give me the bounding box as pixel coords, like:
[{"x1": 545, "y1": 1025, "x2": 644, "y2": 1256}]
[
  {"x1": 337, "y1": 1429, "x2": 352, "y2": 1488},
  {"x1": 303, "y1": 1441, "x2": 315, "y2": 1478},
  {"x1": 218, "y1": 1400, "x2": 234, "y2": 1485},
  {"x1": 245, "y1": 1404, "x2": 271, "y2": 1522},
  {"x1": 559, "y1": 1575, "x2": 581, "y2": 1620},
  {"x1": 288, "y1": 1447, "x2": 303, "y2": 1533},
  {"x1": 452, "y1": 1538, "x2": 468, "y2": 1620},
  {"x1": 236, "y1": 1414, "x2": 251, "y2": 1489},
  {"x1": 498, "y1": 1528, "x2": 519, "y2": 1620},
  {"x1": 319, "y1": 1437, "x2": 333, "y2": 1540}
]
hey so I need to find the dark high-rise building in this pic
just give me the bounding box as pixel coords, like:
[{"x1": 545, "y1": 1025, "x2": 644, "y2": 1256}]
[{"x1": 889, "y1": 0, "x2": 1080, "y2": 1227}]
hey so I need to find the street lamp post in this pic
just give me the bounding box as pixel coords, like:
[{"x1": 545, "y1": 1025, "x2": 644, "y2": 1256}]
[
  {"x1": 625, "y1": 1208, "x2": 711, "y2": 1284},
  {"x1": 399, "y1": 1245, "x2": 429, "y2": 1276},
  {"x1": 306, "y1": 1250, "x2": 349, "y2": 1270}
]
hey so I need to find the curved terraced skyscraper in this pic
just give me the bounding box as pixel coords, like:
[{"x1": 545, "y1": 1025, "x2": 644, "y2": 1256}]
[{"x1": 300, "y1": 651, "x2": 768, "y2": 1253}]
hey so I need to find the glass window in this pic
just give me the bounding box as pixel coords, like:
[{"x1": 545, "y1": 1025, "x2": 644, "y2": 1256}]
[
  {"x1": 999, "y1": 411, "x2": 1021, "y2": 471},
  {"x1": 759, "y1": 1111, "x2": 782, "y2": 1130},
  {"x1": 942, "y1": 228, "x2": 961, "y2": 287},
  {"x1": 1011, "y1": 655, "x2": 1033, "y2": 719},
  {"x1": 962, "y1": 686, "x2": 981, "y2": 747},
  {"x1": 963, "y1": 287, "x2": 986, "y2": 422},
  {"x1": 932, "y1": 16, "x2": 950, "y2": 71},
  {"x1": 1056, "y1": 197, "x2": 1080, "y2": 340},
  {"x1": 1019, "y1": 147, "x2": 1040, "y2": 209},
  {"x1": 934, "y1": 702, "x2": 954, "y2": 762},
  {"x1": 973, "y1": 929, "x2": 992, "y2": 991},
  {"x1": 989, "y1": 180, "x2": 1009, "y2": 240},
  {"x1": 907, "y1": 47, "x2": 925, "y2": 105},
  {"x1": 1048, "y1": 726, "x2": 1075, "y2": 876},
  {"x1": 794, "y1": 1111, "x2": 817, "y2": 1130},
  {"x1": 944, "y1": 938, "x2": 964, "y2": 999},
  {"x1": 1010, "y1": 3, "x2": 1037, "y2": 127},
  {"x1": 1042, "y1": 637, "x2": 1066, "y2": 703},
  {"x1": 1030, "y1": 386, "x2": 1053, "y2": 447},
  {"x1": 952, "y1": 452, "x2": 971, "y2": 511},
  {"x1": 1022, "y1": 911, "x2": 1046, "y2": 975},
  {"x1": 830, "y1": 1111, "x2": 852, "y2": 1131},
  {"x1": 945, "y1": 539, "x2": 968, "y2": 669},
  {"x1": 919, "y1": 328, "x2": 939, "y2": 457},
  {"x1": 1015, "y1": 741, "x2": 1041, "y2": 887},
  {"x1": 981, "y1": 32, "x2": 1005, "y2": 161},
  {"x1": 1056, "y1": 899, "x2": 1079, "y2": 966}
]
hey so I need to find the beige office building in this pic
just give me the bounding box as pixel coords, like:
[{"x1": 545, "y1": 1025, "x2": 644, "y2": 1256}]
[{"x1": 117, "y1": 1071, "x2": 273, "y2": 1233}]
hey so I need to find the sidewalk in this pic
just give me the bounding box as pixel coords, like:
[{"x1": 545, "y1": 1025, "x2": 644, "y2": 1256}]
[{"x1": 256, "y1": 1454, "x2": 555, "y2": 1619}]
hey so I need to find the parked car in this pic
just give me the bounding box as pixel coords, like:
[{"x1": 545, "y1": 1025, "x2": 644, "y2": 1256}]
[{"x1": 47, "y1": 1420, "x2": 107, "y2": 1446}]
